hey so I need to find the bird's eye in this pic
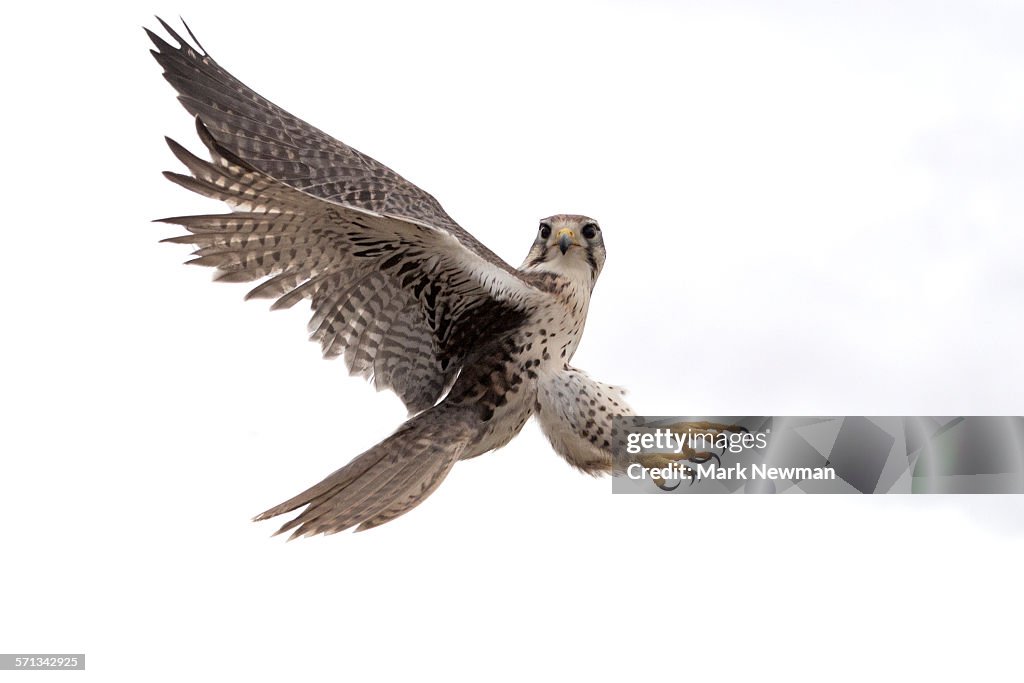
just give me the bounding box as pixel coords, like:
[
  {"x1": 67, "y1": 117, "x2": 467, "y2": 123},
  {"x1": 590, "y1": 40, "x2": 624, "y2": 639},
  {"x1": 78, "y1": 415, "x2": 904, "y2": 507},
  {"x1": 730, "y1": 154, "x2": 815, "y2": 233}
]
[
  {"x1": 539, "y1": 224, "x2": 551, "y2": 239},
  {"x1": 581, "y1": 223, "x2": 598, "y2": 239}
]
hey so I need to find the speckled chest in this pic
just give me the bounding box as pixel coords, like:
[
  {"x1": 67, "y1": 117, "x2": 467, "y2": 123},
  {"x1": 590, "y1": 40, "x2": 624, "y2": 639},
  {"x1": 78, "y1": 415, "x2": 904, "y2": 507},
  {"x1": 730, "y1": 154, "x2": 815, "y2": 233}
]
[
  {"x1": 519, "y1": 281, "x2": 590, "y2": 370},
  {"x1": 453, "y1": 276, "x2": 591, "y2": 458}
]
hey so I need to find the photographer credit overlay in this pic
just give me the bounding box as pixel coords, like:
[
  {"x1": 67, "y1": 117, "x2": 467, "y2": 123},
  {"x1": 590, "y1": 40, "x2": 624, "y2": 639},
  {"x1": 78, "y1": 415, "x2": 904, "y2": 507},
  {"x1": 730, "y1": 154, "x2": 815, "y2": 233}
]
[{"x1": 611, "y1": 417, "x2": 1024, "y2": 494}]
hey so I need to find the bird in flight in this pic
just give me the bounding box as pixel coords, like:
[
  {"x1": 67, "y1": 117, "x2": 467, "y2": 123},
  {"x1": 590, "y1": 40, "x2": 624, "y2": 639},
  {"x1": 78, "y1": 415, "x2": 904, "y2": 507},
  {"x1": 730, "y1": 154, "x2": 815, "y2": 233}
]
[{"x1": 147, "y1": 18, "x2": 640, "y2": 537}]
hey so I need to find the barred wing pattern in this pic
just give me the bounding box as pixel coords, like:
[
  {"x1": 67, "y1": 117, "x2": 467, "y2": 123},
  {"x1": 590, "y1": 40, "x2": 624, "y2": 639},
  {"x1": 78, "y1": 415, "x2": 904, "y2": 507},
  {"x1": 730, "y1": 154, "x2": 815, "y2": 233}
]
[
  {"x1": 150, "y1": 22, "x2": 542, "y2": 413},
  {"x1": 160, "y1": 113, "x2": 538, "y2": 413},
  {"x1": 146, "y1": 19, "x2": 506, "y2": 263}
]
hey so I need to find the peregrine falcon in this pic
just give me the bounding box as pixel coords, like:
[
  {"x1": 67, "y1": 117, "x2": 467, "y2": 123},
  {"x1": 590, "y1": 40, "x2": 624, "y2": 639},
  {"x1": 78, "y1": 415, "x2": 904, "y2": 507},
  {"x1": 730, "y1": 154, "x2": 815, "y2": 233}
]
[{"x1": 148, "y1": 19, "x2": 637, "y2": 536}]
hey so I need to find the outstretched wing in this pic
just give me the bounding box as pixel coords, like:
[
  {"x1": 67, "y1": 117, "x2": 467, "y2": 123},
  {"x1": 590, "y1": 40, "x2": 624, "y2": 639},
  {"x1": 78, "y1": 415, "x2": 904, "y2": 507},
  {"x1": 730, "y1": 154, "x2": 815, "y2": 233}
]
[
  {"x1": 149, "y1": 20, "x2": 541, "y2": 412},
  {"x1": 147, "y1": 18, "x2": 494, "y2": 255}
]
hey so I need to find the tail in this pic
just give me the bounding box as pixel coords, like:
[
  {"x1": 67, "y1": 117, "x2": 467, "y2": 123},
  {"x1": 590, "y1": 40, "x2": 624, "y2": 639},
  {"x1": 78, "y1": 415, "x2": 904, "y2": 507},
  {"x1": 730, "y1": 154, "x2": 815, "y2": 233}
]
[{"x1": 255, "y1": 408, "x2": 474, "y2": 537}]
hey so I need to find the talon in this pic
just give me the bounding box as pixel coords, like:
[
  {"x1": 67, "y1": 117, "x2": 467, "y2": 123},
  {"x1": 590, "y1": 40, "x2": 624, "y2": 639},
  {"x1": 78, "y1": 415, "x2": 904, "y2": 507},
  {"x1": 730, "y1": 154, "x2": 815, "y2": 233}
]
[
  {"x1": 634, "y1": 420, "x2": 747, "y2": 489},
  {"x1": 637, "y1": 454, "x2": 689, "y2": 491},
  {"x1": 655, "y1": 478, "x2": 682, "y2": 491},
  {"x1": 686, "y1": 451, "x2": 721, "y2": 467}
]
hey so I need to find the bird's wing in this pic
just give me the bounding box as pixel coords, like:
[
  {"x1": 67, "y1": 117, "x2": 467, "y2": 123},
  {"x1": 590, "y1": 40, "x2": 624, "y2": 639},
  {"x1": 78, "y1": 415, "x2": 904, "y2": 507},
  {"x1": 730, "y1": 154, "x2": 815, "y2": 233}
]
[
  {"x1": 535, "y1": 367, "x2": 636, "y2": 474},
  {"x1": 147, "y1": 19, "x2": 498, "y2": 259},
  {"x1": 150, "y1": 20, "x2": 545, "y2": 413}
]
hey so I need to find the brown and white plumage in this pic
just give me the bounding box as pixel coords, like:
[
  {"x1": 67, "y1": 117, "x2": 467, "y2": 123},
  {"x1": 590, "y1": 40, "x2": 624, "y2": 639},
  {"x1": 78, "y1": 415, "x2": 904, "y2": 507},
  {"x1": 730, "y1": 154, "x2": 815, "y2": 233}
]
[{"x1": 148, "y1": 19, "x2": 635, "y2": 536}]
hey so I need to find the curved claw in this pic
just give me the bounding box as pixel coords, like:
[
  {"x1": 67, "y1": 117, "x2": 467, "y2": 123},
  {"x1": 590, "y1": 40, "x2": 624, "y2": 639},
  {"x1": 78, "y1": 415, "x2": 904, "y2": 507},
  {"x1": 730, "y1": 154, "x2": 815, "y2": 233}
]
[
  {"x1": 686, "y1": 451, "x2": 722, "y2": 468},
  {"x1": 655, "y1": 478, "x2": 682, "y2": 491}
]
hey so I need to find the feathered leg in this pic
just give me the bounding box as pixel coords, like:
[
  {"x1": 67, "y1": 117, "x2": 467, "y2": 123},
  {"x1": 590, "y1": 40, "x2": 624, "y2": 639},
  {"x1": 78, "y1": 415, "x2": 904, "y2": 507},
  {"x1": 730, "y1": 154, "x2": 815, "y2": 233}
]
[{"x1": 534, "y1": 366, "x2": 636, "y2": 474}]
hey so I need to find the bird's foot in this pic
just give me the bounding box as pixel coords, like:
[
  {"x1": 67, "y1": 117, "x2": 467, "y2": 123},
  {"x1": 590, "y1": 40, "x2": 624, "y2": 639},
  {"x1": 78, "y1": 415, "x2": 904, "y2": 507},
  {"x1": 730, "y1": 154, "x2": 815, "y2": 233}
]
[
  {"x1": 637, "y1": 452, "x2": 697, "y2": 490},
  {"x1": 635, "y1": 421, "x2": 748, "y2": 489}
]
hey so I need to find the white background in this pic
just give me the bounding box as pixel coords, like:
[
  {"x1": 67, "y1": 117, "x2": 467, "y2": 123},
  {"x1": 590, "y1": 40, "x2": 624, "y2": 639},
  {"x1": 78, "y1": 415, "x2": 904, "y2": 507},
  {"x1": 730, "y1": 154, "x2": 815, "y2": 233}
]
[{"x1": 2, "y1": 1, "x2": 1023, "y2": 680}]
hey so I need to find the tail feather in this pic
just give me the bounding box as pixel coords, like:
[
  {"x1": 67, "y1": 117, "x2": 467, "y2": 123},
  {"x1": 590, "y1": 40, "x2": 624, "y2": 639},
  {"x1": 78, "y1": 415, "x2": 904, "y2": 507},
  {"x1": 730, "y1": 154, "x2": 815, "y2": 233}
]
[
  {"x1": 355, "y1": 458, "x2": 460, "y2": 531},
  {"x1": 313, "y1": 446, "x2": 457, "y2": 536},
  {"x1": 254, "y1": 409, "x2": 472, "y2": 538}
]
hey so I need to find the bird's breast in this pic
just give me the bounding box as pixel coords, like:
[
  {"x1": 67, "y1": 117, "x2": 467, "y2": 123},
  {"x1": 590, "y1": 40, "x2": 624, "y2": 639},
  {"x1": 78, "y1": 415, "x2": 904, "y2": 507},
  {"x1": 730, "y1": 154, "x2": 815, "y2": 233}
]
[{"x1": 525, "y1": 282, "x2": 590, "y2": 367}]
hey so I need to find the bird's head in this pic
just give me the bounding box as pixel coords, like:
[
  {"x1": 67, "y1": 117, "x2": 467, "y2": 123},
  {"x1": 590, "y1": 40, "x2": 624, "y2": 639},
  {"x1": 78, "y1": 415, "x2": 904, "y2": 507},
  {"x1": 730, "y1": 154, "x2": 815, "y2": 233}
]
[{"x1": 521, "y1": 214, "x2": 606, "y2": 284}]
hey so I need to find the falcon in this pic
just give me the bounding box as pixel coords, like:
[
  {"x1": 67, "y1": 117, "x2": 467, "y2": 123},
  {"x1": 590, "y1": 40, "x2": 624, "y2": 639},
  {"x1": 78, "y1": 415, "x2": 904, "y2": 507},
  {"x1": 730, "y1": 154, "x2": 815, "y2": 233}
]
[{"x1": 147, "y1": 19, "x2": 638, "y2": 536}]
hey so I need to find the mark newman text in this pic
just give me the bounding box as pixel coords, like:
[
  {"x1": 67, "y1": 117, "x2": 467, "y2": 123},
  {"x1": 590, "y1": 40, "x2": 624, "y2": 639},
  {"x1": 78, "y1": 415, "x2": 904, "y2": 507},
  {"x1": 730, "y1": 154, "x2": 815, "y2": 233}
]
[{"x1": 627, "y1": 463, "x2": 836, "y2": 482}]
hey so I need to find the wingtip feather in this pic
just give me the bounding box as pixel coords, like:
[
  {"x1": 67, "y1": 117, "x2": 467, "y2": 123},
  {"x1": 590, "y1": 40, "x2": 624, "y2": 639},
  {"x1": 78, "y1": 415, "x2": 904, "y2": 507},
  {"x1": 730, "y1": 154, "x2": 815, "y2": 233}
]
[
  {"x1": 179, "y1": 16, "x2": 207, "y2": 54},
  {"x1": 155, "y1": 16, "x2": 184, "y2": 48}
]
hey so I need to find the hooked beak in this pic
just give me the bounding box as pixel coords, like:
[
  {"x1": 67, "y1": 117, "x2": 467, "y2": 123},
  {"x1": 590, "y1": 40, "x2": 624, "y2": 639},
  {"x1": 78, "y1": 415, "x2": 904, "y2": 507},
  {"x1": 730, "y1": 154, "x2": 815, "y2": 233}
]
[{"x1": 556, "y1": 228, "x2": 576, "y2": 255}]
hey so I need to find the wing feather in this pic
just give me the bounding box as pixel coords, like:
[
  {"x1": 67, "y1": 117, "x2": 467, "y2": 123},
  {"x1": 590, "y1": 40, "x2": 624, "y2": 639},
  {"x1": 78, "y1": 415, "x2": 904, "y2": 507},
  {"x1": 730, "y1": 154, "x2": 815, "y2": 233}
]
[
  {"x1": 150, "y1": 19, "x2": 544, "y2": 412},
  {"x1": 157, "y1": 116, "x2": 535, "y2": 412},
  {"x1": 148, "y1": 18, "x2": 512, "y2": 268}
]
